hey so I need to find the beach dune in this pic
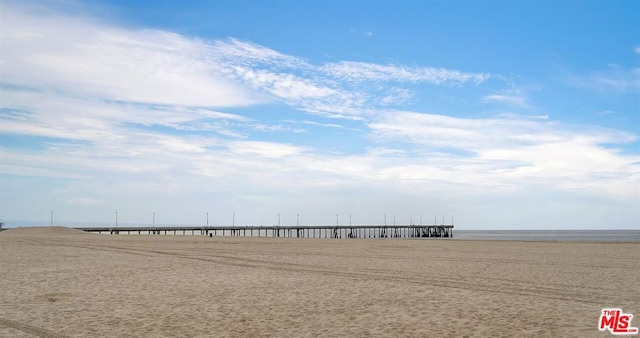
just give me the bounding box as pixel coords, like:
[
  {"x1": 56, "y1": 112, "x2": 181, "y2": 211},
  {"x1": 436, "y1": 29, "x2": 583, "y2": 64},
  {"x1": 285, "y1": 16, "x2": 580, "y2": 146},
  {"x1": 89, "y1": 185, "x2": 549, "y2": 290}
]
[{"x1": 1, "y1": 227, "x2": 638, "y2": 337}]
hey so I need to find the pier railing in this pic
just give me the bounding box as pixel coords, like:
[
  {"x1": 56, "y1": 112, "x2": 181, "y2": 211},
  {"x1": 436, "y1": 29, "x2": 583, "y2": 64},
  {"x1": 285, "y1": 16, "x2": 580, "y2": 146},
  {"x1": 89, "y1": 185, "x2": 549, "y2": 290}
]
[{"x1": 74, "y1": 225, "x2": 453, "y2": 239}]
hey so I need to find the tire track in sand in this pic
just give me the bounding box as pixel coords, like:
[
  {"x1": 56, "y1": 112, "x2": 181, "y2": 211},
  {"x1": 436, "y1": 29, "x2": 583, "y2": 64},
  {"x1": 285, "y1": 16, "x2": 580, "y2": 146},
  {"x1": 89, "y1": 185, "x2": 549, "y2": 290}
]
[
  {"x1": 52, "y1": 241, "x2": 623, "y2": 305},
  {"x1": 0, "y1": 318, "x2": 68, "y2": 338}
]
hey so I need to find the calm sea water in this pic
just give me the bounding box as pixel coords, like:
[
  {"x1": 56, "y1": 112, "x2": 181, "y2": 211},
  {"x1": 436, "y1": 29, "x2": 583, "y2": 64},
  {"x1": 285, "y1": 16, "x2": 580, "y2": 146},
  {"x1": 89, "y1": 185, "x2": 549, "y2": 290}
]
[
  {"x1": 2, "y1": 220, "x2": 639, "y2": 242},
  {"x1": 454, "y1": 230, "x2": 640, "y2": 242}
]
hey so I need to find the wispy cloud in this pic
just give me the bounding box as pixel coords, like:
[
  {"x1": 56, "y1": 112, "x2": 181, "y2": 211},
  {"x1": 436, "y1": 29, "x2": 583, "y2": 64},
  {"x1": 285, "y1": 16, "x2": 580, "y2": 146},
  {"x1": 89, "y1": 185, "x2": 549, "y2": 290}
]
[
  {"x1": 212, "y1": 38, "x2": 307, "y2": 69},
  {"x1": 321, "y1": 61, "x2": 489, "y2": 85},
  {"x1": 229, "y1": 141, "x2": 305, "y2": 158},
  {"x1": 3, "y1": 4, "x2": 490, "y2": 123},
  {"x1": 596, "y1": 110, "x2": 615, "y2": 115},
  {"x1": 0, "y1": 7, "x2": 260, "y2": 108},
  {"x1": 379, "y1": 88, "x2": 412, "y2": 106},
  {"x1": 482, "y1": 89, "x2": 530, "y2": 108},
  {"x1": 591, "y1": 65, "x2": 640, "y2": 92},
  {"x1": 211, "y1": 41, "x2": 487, "y2": 118},
  {"x1": 566, "y1": 64, "x2": 640, "y2": 94},
  {"x1": 368, "y1": 111, "x2": 639, "y2": 196},
  {"x1": 297, "y1": 120, "x2": 346, "y2": 129}
]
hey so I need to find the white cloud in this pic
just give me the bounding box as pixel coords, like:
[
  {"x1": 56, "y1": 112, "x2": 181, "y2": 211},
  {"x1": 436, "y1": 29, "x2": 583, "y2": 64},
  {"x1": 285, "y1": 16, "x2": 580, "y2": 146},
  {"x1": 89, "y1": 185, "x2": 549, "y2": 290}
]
[
  {"x1": 248, "y1": 123, "x2": 306, "y2": 133},
  {"x1": 369, "y1": 111, "x2": 635, "y2": 152},
  {"x1": 0, "y1": 90, "x2": 251, "y2": 141},
  {"x1": 229, "y1": 141, "x2": 304, "y2": 158},
  {"x1": 157, "y1": 138, "x2": 207, "y2": 153},
  {"x1": 379, "y1": 88, "x2": 412, "y2": 106},
  {"x1": 0, "y1": 6, "x2": 259, "y2": 108},
  {"x1": 368, "y1": 111, "x2": 639, "y2": 197},
  {"x1": 321, "y1": 61, "x2": 490, "y2": 84},
  {"x1": 0, "y1": 4, "x2": 486, "y2": 120},
  {"x1": 232, "y1": 68, "x2": 338, "y2": 101},
  {"x1": 297, "y1": 120, "x2": 346, "y2": 129},
  {"x1": 482, "y1": 89, "x2": 529, "y2": 108},
  {"x1": 212, "y1": 38, "x2": 307, "y2": 69}
]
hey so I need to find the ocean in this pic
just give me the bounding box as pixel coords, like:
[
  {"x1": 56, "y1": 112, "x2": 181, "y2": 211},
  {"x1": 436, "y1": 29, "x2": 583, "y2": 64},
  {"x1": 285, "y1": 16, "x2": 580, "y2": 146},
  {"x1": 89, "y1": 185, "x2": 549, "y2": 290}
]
[{"x1": 453, "y1": 230, "x2": 640, "y2": 242}]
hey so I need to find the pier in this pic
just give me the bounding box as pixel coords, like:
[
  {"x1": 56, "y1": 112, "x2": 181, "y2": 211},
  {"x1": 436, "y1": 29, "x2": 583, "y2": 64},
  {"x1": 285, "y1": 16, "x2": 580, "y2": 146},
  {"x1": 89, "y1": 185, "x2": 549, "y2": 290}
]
[{"x1": 75, "y1": 224, "x2": 454, "y2": 239}]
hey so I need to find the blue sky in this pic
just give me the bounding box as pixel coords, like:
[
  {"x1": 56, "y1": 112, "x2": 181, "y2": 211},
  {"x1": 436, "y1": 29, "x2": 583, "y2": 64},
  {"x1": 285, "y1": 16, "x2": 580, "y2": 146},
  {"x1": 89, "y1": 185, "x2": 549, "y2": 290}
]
[{"x1": 0, "y1": 0, "x2": 638, "y2": 229}]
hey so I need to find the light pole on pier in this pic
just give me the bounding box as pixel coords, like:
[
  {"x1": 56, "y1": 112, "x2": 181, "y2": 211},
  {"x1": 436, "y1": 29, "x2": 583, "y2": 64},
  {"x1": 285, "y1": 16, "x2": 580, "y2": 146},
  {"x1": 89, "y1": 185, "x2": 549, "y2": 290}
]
[
  {"x1": 394, "y1": 214, "x2": 396, "y2": 226},
  {"x1": 349, "y1": 214, "x2": 352, "y2": 226},
  {"x1": 336, "y1": 214, "x2": 338, "y2": 226},
  {"x1": 384, "y1": 214, "x2": 386, "y2": 226},
  {"x1": 50, "y1": 211, "x2": 53, "y2": 227},
  {"x1": 153, "y1": 212, "x2": 155, "y2": 228},
  {"x1": 115, "y1": 211, "x2": 118, "y2": 228},
  {"x1": 297, "y1": 214, "x2": 299, "y2": 227},
  {"x1": 206, "y1": 212, "x2": 209, "y2": 228},
  {"x1": 278, "y1": 213, "x2": 280, "y2": 227},
  {"x1": 232, "y1": 213, "x2": 235, "y2": 227}
]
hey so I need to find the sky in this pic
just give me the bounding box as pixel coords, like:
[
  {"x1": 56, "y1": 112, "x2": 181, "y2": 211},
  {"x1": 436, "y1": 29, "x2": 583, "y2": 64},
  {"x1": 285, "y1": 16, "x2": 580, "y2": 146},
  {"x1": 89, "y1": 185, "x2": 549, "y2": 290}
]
[{"x1": 0, "y1": 0, "x2": 638, "y2": 229}]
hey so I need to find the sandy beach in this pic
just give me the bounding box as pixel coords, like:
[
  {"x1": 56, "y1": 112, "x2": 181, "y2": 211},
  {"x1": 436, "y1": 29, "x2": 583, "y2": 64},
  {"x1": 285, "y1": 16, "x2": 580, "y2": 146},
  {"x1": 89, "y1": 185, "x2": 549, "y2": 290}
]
[{"x1": 0, "y1": 227, "x2": 638, "y2": 337}]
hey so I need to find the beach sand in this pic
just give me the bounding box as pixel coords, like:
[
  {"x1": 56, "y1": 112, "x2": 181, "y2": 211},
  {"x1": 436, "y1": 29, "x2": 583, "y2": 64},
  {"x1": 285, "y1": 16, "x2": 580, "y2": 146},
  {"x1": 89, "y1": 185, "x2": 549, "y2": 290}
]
[{"x1": 0, "y1": 227, "x2": 638, "y2": 337}]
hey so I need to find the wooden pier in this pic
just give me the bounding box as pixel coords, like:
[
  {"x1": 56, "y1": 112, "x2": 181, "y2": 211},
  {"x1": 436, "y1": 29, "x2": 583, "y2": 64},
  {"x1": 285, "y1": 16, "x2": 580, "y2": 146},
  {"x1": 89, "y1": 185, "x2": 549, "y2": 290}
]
[{"x1": 74, "y1": 224, "x2": 453, "y2": 239}]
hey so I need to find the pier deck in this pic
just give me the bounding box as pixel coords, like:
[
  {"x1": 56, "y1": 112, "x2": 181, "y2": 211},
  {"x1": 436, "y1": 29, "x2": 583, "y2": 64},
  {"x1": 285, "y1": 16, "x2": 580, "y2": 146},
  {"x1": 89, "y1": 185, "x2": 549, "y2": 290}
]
[{"x1": 75, "y1": 225, "x2": 453, "y2": 238}]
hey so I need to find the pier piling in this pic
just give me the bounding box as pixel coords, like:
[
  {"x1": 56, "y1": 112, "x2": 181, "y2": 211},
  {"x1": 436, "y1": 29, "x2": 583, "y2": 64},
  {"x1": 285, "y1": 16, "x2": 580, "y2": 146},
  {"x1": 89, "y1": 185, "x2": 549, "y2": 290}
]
[{"x1": 76, "y1": 224, "x2": 453, "y2": 239}]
